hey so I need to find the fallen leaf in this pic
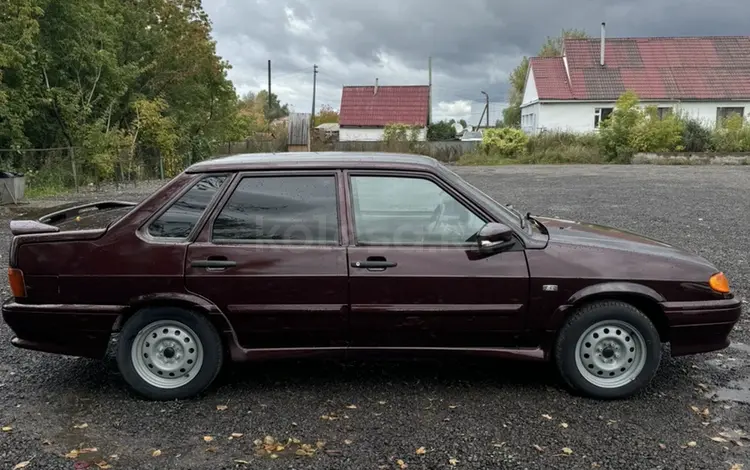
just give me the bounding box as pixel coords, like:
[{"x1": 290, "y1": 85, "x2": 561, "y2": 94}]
[
  {"x1": 13, "y1": 461, "x2": 31, "y2": 470},
  {"x1": 711, "y1": 436, "x2": 729, "y2": 443},
  {"x1": 606, "y1": 420, "x2": 617, "y2": 425},
  {"x1": 203, "y1": 436, "x2": 214, "y2": 442},
  {"x1": 396, "y1": 459, "x2": 407, "y2": 469},
  {"x1": 448, "y1": 457, "x2": 459, "y2": 465},
  {"x1": 152, "y1": 449, "x2": 162, "y2": 457},
  {"x1": 702, "y1": 408, "x2": 710, "y2": 417},
  {"x1": 533, "y1": 444, "x2": 543, "y2": 452},
  {"x1": 80, "y1": 447, "x2": 98, "y2": 454},
  {"x1": 231, "y1": 433, "x2": 243, "y2": 438},
  {"x1": 378, "y1": 401, "x2": 386, "y2": 405},
  {"x1": 690, "y1": 405, "x2": 701, "y2": 414},
  {"x1": 216, "y1": 405, "x2": 228, "y2": 411},
  {"x1": 270, "y1": 454, "x2": 278, "y2": 459},
  {"x1": 416, "y1": 447, "x2": 426, "y2": 455},
  {"x1": 492, "y1": 442, "x2": 506, "y2": 448},
  {"x1": 42, "y1": 440, "x2": 51, "y2": 445},
  {"x1": 346, "y1": 404, "x2": 358, "y2": 409},
  {"x1": 65, "y1": 449, "x2": 80, "y2": 459},
  {"x1": 687, "y1": 441, "x2": 697, "y2": 447},
  {"x1": 275, "y1": 445, "x2": 285, "y2": 452},
  {"x1": 448, "y1": 405, "x2": 458, "y2": 409},
  {"x1": 542, "y1": 414, "x2": 553, "y2": 420},
  {"x1": 562, "y1": 447, "x2": 573, "y2": 455},
  {"x1": 344, "y1": 439, "x2": 352, "y2": 445},
  {"x1": 234, "y1": 460, "x2": 250, "y2": 465},
  {"x1": 560, "y1": 423, "x2": 569, "y2": 429},
  {"x1": 730, "y1": 464, "x2": 743, "y2": 470},
  {"x1": 253, "y1": 439, "x2": 262, "y2": 446},
  {"x1": 316, "y1": 441, "x2": 326, "y2": 449},
  {"x1": 658, "y1": 443, "x2": 666, "y2": 449},
  {"x1": 95, "y1": 461, "x2": 112, "y2": 469},
  {"x1": 591, "y1": 463, "x2": 601, "y2": 468},
  {"x1": 2, "y1": 426, "x2": 12, "y2": 432},
  {"x1": 205, "y1": 446, "x2": 217, "y2": 453},
  {"x1": 698, "y1": 383, "x2": 708, "y2": 389},
  {"x1": 73, "y1": 423, "x2": 88, "y2": 429}
]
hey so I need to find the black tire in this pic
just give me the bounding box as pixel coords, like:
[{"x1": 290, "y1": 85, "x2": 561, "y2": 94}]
[
  {"x1": 116, "y1": 306, "x2": 223, "y2": 400},
  {"x1": 554, "y1": 300, "x2": 662, "y2": 400}
]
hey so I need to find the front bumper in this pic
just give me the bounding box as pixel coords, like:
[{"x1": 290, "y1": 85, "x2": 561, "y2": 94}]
[
  {"x1": 662, "y1": 298, "x2": 743, "y2": 356},
  {"x1": 2, "y1": 299, "x2": 121, "y2": 359}
]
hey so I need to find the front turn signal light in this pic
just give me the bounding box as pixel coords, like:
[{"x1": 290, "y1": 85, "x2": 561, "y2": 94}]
[
  {"x1": 709, "y1": 272, "x2": 730, "y2": 294},
  {"x1": 8, "y1": 268, "x2": 26, "y2": 298}
]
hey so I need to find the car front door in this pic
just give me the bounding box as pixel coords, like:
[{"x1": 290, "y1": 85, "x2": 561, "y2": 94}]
[
  {"x1": 184, "y1": 171, "x2": 349, "y2": 350},
  {"x1": 345, "y1": 171, "x2": 530, "y2": 349}
]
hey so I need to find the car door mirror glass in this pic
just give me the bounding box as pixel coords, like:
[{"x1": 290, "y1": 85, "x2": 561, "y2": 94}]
[{"x1": 476, "y1": 222, "x2": 515, "y2": 254}]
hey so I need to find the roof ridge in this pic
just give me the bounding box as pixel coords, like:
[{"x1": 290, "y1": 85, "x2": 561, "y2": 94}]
[
  {"x1": 565, "y1": 35, "x2": 750, "y2": 41},
  {"x1": 342, "y1": 84, "x2": 430, "y2": 88}
]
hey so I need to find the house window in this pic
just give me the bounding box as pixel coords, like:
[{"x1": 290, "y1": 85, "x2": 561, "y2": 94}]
[
  {"x1": 594, "y1": 108, "x2": 613, "y2": 128},
  {"x1": 717, "y1": 107, "x2": 744, "y2": 124},
  {"x1": 656, "y1": 107, "x2": 673, "y2": 120}
]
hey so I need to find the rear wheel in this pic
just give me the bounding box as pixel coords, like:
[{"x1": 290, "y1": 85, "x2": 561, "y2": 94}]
[
  {"x1": 117, "y1": 307, "x2": 223, "y2": 400},
  {"x1": 555, "y1": 300, "x2": 661, "y2": 399}
]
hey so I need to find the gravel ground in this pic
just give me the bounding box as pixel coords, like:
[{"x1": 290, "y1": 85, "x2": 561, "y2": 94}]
[{"x1": 1, "y1": 165, "x2": 749, "y2": 470}]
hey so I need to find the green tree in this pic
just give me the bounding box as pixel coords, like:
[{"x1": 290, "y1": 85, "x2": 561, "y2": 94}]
[
  {"x1": 503, "y1": 29, "x2": 589, "y2": 127},
  {"x1": 314, "y1": 104, "x2": 338, "y2": 125},
  {"x1": 427, "y1": 120, "x2": 456, "y2": 141}
]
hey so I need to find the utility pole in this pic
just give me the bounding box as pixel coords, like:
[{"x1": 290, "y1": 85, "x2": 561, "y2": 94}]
[
  {"x1": 309, "y1": 64, "x2": 318, "y2": 151},
  {"x1": 481, "y1": 91, "x2": 489, "y2": 128},
  {"x1": 428, "y1": 56, "x2": 432, "y2": 125},
  {"x1": 267, "y1": 60, "x2": 272, "y2": 109}
]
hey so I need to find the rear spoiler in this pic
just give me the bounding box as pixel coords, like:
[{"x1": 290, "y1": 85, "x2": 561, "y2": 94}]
[{"x1": 10, "y1": 200, "x2": 137, "y2": 236}]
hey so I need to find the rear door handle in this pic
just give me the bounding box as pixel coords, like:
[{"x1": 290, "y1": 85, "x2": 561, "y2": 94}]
[
  {"x1": 191, "y1": 259, "x2": 236, "y2": 269},
  {"x1": 351, "y1": 260, "x2": 397, "y2": 269}
]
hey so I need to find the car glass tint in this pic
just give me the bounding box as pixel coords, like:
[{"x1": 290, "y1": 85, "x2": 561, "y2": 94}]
[
  {"x1": 351, "y1": 176, "x2": 485, "y2": 245},
  {"x1": 148, "y1": 175, "x2": 227, "y2": 238},
  {"x1": 213, "y1": 175, "x2": 338, "y2": 243}
]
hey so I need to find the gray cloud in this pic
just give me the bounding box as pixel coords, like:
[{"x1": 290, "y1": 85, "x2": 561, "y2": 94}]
[{"x1": 204, "y1": 0, "x2": 750, "y2": 121}]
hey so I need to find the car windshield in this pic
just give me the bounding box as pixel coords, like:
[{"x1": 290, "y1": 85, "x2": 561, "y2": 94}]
[{"x1": 440, "y1": 166, "x2": 528, "y2": 231}]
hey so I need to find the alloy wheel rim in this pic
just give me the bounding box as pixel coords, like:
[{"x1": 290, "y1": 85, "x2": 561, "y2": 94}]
[
  {"x1": 130, "y1": 320, "x2": 203, "y2": 389},
  {"x1": 574, "y1": 319, "x2": 647, "y2": 389}
]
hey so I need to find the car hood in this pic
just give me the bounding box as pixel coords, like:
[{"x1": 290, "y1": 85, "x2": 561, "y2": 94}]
[{"x1": 535, "y1": 216, "x2": 716, "y2": 269}]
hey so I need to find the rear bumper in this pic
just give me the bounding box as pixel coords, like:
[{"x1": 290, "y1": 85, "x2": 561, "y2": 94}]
[
  {"x1": 2, "y1": 299, "x2": 122, "y2": 359},
  {"x1": 662, "y1": 298, "x2": 743, "y2": 356}
]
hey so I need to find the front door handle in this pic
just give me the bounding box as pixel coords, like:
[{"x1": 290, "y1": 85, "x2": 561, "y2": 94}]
[{"x1": 351, "y1": 260, "x2": 397, "y2": 269}]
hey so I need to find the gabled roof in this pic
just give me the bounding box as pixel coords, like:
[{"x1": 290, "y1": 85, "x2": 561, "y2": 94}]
[
  {"x1": 529, "y1": 36, "x2": 750, "y2": 101},
  {"x1": 339, "y1": 85, "x2": 429, "y2": 127}
]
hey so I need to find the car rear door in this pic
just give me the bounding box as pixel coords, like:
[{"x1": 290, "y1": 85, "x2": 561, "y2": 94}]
[
  {"x1": 345, "y1": 171, "x2": 530, "y2": 349},
  {"x1": 184, "y1": 170, "x2": 349, "y2": 351}
]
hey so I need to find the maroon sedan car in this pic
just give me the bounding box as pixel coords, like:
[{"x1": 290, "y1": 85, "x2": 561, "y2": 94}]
[{"x1": 2, "y1": 153, "x2": 742, "y2": 400}]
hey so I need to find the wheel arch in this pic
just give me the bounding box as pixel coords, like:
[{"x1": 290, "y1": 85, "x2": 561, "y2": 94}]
[
  {"x1": 113, "y1": 293, "x2": 241, "y2": 352},
  {"x1": 550, "y1": 282, "x2": 669, "y2": 342}
]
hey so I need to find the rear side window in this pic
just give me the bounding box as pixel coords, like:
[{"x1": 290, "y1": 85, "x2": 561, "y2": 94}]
[
  {"x1": 212, "y1": 175, "x2": 339, "y2": 244},
  {"x1": 148, "y1": 175, "x2": 227, "y2": 239}
]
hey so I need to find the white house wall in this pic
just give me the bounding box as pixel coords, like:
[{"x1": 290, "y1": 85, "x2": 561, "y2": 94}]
[
  {"x1": 339, "y1": 127, "x2": 427, "y2": 142},
  {"x1": 521, "y1": 68, "x2": 538, "y2": 106},
  {"x1": 528, "y1": 101, "x2": 750, "y2": 134}
]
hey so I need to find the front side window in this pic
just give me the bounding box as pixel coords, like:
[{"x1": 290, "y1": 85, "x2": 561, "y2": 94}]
[
  {"x1": 717, "y1": 107, "x2": 744, "y2": 124},
  {"x1": 351, "y1": 175, "x2": 486, "y2": 245},
  {"x1": 213, "y1": 175, "x2": 339, "y2": 244},
  {"x1": 148, "y1": 175, "x2": 227, "y2": 239}
]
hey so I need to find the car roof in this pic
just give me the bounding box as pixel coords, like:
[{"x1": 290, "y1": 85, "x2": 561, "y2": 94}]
[{"x1": 185, "y1": 152, "x2": 442, "y2": 173}]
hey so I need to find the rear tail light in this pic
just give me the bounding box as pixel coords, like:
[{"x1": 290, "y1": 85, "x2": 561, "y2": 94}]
[{"x1": 8, "y1": 268, "x2": 26, "y2": 298}]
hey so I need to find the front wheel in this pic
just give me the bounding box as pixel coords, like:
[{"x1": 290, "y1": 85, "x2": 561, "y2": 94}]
[
  {"x1": 554, "y1": 300, "x2": 662, "y2": 399},
  {"x1": 116, "y1": 307, "x2": 223, "y2": 400}
]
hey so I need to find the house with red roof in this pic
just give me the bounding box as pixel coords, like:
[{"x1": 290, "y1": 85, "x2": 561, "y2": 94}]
[
  {"x1": 521, "y1": 27, "x2": 750, "y2": 134},
  {"x1": 339, "y1": 82, "x2": 430, "y2": 141}
]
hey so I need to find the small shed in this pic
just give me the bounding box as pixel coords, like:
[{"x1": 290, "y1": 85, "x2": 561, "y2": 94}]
[{"x1": 287, "y1": 113, "x2": 311, "y2": 152}]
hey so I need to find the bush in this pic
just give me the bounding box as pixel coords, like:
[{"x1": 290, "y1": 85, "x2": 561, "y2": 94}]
[
  {"x1": 631, "y1": 106, "x2": 684, "y2": 152},
  {"x1": 481, "y1": 127, "x2": 528, "y2": 158},
  {"x1": 525, "y1": 131, "x2": 602, "y2": 163},
  {"x1": 680, "y1": 117, "x2": 713, "y2": 152},
  {"x1": 711, "y1": 114, "x2": 750, "y2": 152},
  {"x1": 598, "y1": 91, "x2": 642, "y2": 163}
]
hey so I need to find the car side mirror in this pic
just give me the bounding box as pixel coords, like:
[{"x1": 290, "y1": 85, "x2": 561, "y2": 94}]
[{"x1": 476, "y1": 222, "x2": 515, "y2": 255}]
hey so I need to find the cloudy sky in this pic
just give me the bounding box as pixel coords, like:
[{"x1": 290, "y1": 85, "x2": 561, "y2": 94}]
[{"x1": 203, "y1": 0, "x2": 748, "y2": 122}]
